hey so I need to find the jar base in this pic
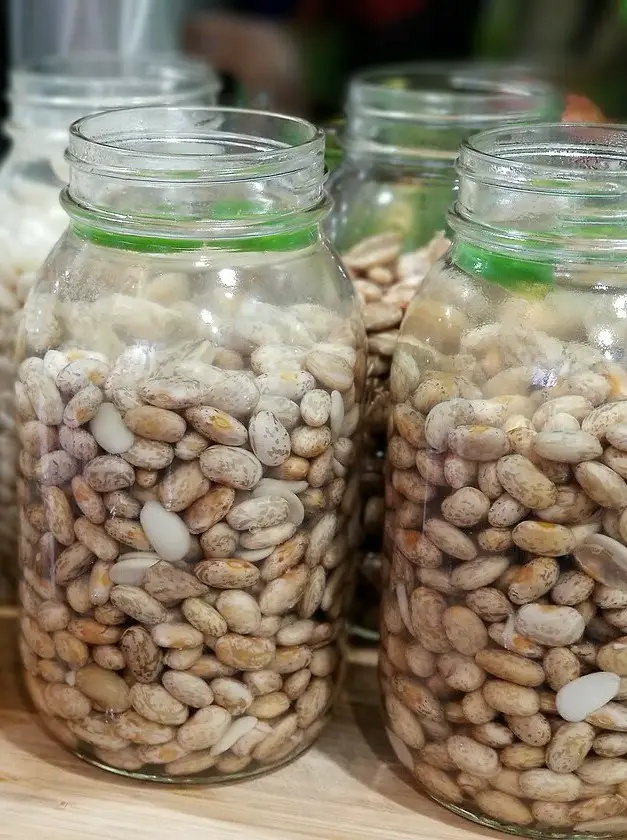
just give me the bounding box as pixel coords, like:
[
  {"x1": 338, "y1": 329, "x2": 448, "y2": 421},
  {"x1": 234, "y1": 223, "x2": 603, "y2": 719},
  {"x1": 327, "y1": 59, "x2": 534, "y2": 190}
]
[
  {"x1": 74, "y1": 739, "x2": 316, "y2": 786},
  {"x1": 429, "y1": 793, "x2": 620, "y2": 840}
]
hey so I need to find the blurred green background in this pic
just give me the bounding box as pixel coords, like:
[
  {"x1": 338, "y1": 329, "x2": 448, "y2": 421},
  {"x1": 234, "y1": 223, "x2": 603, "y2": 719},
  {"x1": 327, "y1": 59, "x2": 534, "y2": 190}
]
[
  {"x1": 8, "y1": 0, "x2": 627, "y2": 124},
  {"x1": 476, "y1": 0, "x2": 627, "y2": 119}
]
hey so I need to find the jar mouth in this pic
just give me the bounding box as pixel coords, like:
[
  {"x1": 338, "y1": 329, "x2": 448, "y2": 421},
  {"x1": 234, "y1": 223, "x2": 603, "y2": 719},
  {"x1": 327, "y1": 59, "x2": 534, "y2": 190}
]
[
  {"x1": 350, "y1": 62, "x2": 555, "y2": 127},
  {"x1": 451, "y1": 123, "x2": 627, "y2": 264},
  {"x1": 67, "y1": 106, "x2": 325, "y2": 181},
  {"x1": 459, "y1": 122, "x2": 627, "y2": 194},
  {"x1": 342, "y1": 62, "x2": 559, "y2": 164},
  {"x1": 64, "y1": 106, "x2": 327, "y2": 244},
  {"x1": 10, "y1": 52, "x2": 221, "y2": 131}
]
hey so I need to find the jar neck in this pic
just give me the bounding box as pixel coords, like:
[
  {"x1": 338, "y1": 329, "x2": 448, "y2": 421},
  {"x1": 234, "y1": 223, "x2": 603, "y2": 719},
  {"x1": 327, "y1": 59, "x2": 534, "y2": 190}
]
[
  {"x1": 66, "y1": 212, "x2": 326, "y2": 254},
  {"x1": 342, "y1": 63, "x2": 559, "y2": 168},
  {"x1": 63, "y1": 106, "x2": 327, "y2": 251},
  {"x1": 449, "y1": 123, "x2": 627, "y2": 273}
]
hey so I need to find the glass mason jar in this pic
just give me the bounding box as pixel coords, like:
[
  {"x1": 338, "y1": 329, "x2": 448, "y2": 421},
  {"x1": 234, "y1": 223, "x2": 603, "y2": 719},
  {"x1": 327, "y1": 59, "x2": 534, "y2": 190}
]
[
  {"x1": 0, "y1": 53, "x2": 220, "y2": 592},
  {"x1": 17, "y1": 106, "x2": 365, "y2": 783},
  {"x1": 326, "y1": 64, "x2": 561, "y2": 638},
  {"x1": 382, "y1": 122, "x2": 627, "y2": 837}
]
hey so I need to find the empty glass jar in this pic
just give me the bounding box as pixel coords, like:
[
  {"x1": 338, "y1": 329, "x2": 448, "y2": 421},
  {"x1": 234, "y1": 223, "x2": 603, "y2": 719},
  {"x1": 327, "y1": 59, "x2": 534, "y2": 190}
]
[
  {"x1": 382, "y1": 123, "x2": 627, "y2": 837},
  {"x1": 326, "y1": 64, "x2": 560, "y2": 638},
  {"x1": 0, "y1": 52, "x2": 219, "y2": 590},
  {"x1": 18, "y1": 106, "x2": 365, "y2": 782}
]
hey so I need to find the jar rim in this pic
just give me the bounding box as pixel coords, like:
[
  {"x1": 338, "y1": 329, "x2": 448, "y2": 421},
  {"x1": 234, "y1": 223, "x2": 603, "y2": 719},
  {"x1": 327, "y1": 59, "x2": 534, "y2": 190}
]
[
  {"x1": 64, "y1": 106, "x2": 327, "y2": 244},
  {"x1": 451, "y1": 122, "x2": 627, "y2": 263},
  {"x1": 348, "y1": 62, "x2": 556, "y2": 127},
  {"x1": 458, "y1": 122, "x2": 627, "y2": 193},
  {"x1": 10, "y1": 51, "x2": 221, "y2": 131},
  {"x1": 67, "y1": 105, "x2": 325, "y2": 181}
]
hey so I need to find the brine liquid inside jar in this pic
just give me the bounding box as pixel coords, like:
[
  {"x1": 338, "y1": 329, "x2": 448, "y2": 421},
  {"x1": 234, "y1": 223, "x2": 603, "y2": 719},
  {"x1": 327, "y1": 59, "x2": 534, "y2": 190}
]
[
  {"x1": 326, "y1": 63, "x2": 560, "y2": 639},
  {"x1": 17, "y1": 106, "x2": 365, "y2": 783},
  {"x1": 0, "y1": 52, "x2": 220, "y2": 595},
  {"x1": 382, "y1": 123, "x2": 627, "y2": 838}
]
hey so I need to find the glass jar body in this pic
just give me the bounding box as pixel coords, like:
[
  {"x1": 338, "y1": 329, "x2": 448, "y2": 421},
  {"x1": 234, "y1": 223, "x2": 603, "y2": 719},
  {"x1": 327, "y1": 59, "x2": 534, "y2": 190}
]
[
  {"x1": 18, "y1": 226, "x2": 365, "y2": 783},
  {"x1": 328, "y1": 157, "x2": 451, "y2": 638},
  {"x1": 381, "y1": 248, "x2": 627, "y2": 836}
]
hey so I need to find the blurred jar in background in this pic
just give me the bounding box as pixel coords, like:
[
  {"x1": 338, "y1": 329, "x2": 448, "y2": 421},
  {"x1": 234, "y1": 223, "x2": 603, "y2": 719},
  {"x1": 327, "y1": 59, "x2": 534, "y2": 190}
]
[
  {"x1": 325, "y1": 64, "x2": 560, "y2": 638},
  {"x1": 9, "y1": 0, "x2": 207, "y2": 64},
  {"x1": 0, "y1": 52, "x2": 219, "y2": 591}
]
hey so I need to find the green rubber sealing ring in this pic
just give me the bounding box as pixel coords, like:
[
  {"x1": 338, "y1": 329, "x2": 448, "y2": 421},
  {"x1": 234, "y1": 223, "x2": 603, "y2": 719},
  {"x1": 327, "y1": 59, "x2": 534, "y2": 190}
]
[
  {"x1": 68, "y1": 194, "x2": 322, "y2": 253},
  {"x1": 453, "y1": 241, "x2": 554, "y2": 297},
  {"x1": 71, "y1": 222, "x2": 319, "y2": 254}
]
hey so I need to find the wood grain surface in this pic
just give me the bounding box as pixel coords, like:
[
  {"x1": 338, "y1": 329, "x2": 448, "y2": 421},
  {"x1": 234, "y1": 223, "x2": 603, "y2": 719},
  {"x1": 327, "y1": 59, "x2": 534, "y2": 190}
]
[{"x1": 0, "y1": 615, "x2": 497, "y2": 840}]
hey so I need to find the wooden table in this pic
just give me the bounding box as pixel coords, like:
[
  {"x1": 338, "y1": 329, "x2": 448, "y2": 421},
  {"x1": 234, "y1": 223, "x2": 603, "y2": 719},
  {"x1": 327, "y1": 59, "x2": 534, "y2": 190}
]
[{"x1": 0, "y1": 614, "x2": 497, "y2": 840}]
